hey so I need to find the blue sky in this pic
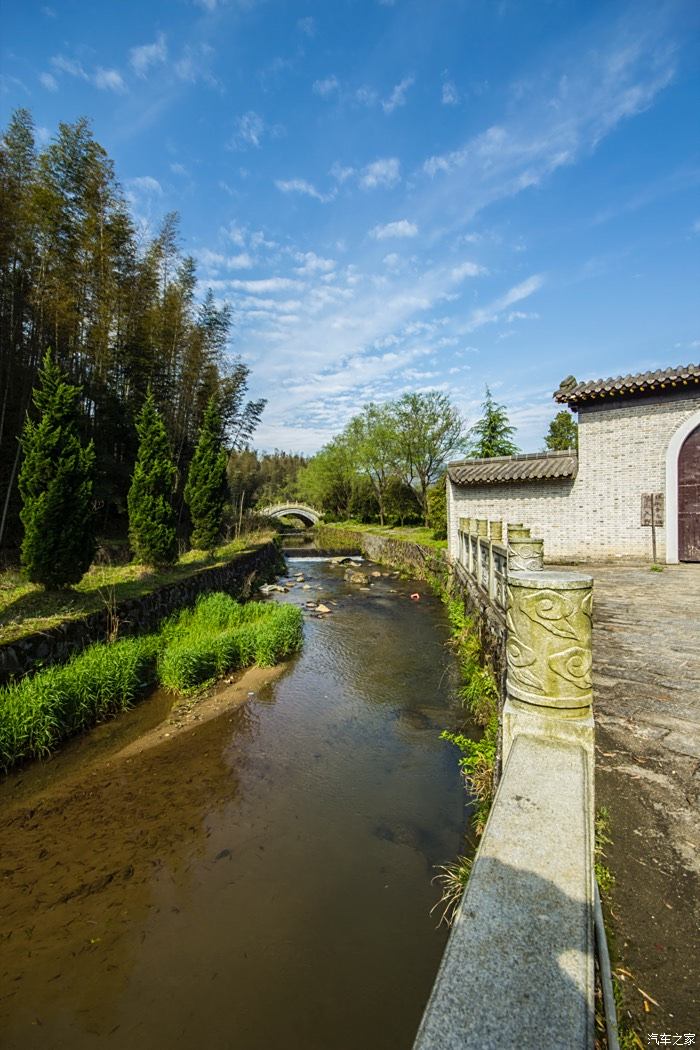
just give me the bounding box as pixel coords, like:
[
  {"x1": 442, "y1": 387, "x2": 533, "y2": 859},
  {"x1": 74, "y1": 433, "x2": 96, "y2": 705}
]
[{"x1": 2, "y1": 0, "x2": 699, "y2": 453}]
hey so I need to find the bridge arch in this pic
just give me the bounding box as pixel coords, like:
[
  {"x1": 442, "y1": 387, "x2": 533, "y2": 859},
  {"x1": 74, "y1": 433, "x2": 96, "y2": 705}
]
[{"x1": 260, "y1": 503, "x2": 322, "y2": 527}]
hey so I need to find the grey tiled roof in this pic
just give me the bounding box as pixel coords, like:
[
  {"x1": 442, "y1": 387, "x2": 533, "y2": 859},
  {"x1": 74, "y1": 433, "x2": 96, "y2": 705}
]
[
  {"x1": 554, "y1": 363, "x2": 700, "y2": 406},
  {"x1": 448, "y1": 450, "x2": 577, "y2": 486}
]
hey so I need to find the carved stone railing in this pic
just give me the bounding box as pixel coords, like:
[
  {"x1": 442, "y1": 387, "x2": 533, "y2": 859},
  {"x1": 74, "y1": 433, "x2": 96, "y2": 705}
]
[
  {"x1": 457, "y1": 517, "x2": 510, "y2": 612},
  {"x1": 420, "y1": 523, "x2": 597, "y2": 1048}
]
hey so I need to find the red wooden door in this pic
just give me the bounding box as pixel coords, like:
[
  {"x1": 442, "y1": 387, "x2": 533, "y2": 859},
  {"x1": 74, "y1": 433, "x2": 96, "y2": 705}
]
[{"x1": 678, "y1": 423, "x2": 700, "y2": 562}]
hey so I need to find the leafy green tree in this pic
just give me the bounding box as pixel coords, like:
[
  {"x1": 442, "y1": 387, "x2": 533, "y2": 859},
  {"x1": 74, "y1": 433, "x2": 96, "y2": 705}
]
[
  {"x1": 18, "y1": 350, "x2": 95, "y2": 588},
  {"x1": 296, "y1": 435, "x2": 356, "y2": 520},
  {"x1": 128, "y1": 392, "x2": 177, "y2": 566},
  {"x1": 394, "y1": 391, "x2": 465, "y2": 525},
  {"x1": 544, "y1": 410, "x2": 578, "y2": 451},
  {"x1": 385, "y1": 476, "x2": 421, "y2": 526},
  {"x1": 185, "y1": 396, "x2": 228, "y2": 551},
  {"x1": 467, "y1": 387, "x2": 518, "y2": 459},
  {"x1": 348, "y1": 403, "x2": 398, "y2": 525}
]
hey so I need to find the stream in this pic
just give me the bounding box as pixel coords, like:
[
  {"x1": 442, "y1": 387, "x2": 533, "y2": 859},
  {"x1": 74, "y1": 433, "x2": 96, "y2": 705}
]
[{"x1": 0, "y1": 556, "x2": 469, "y2": 1049}]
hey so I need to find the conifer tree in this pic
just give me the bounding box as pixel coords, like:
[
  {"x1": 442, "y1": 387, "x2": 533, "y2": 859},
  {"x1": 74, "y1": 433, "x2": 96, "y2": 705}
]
[
  {"x1": 185, "y1": 396, "x2": 228, "y2": 551},
  {"x1": 544, "y1": 410, "x2": 578, "y2": 451},
  {"x1": 467, "y1": 386, "x2": 519, "y2": 458},
  {"x1": 18, "y1": 350, "x2": 95, "y2": 588},
  {"x1": 128, "y1": 392, "x2": 177, "y2": 566}
]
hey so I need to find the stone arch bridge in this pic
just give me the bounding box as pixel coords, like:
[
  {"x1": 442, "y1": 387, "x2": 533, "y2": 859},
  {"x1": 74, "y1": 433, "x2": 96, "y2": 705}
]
[{"x1": 259, "y1": 503, "x2": 322, "y2": 527}]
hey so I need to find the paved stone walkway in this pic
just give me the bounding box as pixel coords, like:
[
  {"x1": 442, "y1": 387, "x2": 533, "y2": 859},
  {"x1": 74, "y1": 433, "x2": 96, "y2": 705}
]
[{"x1": 576, "y1": 563, "x2": 700, "y2": 1037}]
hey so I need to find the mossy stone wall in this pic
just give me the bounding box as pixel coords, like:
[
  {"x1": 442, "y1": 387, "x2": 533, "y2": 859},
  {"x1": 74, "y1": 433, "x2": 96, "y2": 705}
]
[{"x1": 0, "y1": 543, "x2": 282, "y2": 684}]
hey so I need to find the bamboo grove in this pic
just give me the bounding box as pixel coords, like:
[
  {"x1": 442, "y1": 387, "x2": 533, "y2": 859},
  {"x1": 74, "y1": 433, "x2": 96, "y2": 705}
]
[{"x1": 0, "y1": 108, "x2": 265, "y2": 548}]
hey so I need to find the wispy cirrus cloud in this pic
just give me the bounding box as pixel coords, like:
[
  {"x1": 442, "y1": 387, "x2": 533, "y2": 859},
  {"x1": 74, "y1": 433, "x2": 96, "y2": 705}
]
[
  {"x1": 382, "y1": 75, "x2": 414, "y2": 114},
  {"x1": 39, "y1": 72, "x2": 58, "y2": 92},
  {"x1": 94, "y1": 67, "x2": 126, "y2": 92},
  {"x1": 50, "y1": 54, "x2": 126, "y2": 93},
  {"x1": 275, "y1": 178, "x2": 335, "y2": 203},
  {"x1": 129, "y1": 33, "x2": 167, "y2": 77}
]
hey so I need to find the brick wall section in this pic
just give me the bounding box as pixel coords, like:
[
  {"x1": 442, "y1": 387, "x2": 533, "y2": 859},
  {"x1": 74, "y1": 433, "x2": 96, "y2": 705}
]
[
  {"x1": 448, "y1": 391, "x2": 700, "y2": 562},
  {"x1": 0, "y1": 542, "x2": 283, "y2": 684}
]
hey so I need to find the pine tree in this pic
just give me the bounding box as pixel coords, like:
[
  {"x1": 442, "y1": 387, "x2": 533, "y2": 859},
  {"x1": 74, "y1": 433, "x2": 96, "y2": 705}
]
[
  {"x1": 467, "y1": 386, "x2": 519, "y2": 458},
  {"x1": 128, "y1": 392, "x2": 177, "y2": 566},
  {"x1": 185, "y1": 396, "x2": 228, "y2": 551},
  {"x1": 18, "y1": 350, "x2": 95, "y2": 588},
  {"x1": 544, "y1": 410, "x2": 578, "y2": 451}
]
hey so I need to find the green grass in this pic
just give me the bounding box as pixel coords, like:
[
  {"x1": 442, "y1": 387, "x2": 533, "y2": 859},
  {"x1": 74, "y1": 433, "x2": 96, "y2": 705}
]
[
  {"x1": 0, "y1": 531, "x2": 275, "y2": 645},
  {"x1": 0, "y1": 590, "x2": 303, "y2": 772},
  {"x1": 321, "y1": 520, "x2": 448, "y2": 550},
  {"x1": 0, "y1": 634, "x2": 160, "y2": 770},
  {"x1": 158, "y1": 592, "x2": 303, "y2": 693}
]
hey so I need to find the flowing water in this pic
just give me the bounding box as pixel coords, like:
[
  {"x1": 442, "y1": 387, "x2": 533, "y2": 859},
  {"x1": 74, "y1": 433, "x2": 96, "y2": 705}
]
[{"x1": 0, "y1": 557, "x2": 469, "y2": 1049}]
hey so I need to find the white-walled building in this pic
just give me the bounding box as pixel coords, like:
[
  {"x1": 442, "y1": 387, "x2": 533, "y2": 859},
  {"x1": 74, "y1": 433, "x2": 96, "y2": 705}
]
[{"x1": 447, "y1": 363, "x2": 700, "y2": 564}]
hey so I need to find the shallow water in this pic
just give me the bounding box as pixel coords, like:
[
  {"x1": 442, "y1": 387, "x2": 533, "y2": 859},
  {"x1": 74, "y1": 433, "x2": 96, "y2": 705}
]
[{"x1": 0, "y1": 558, "x2": 468, "y2": 1049}]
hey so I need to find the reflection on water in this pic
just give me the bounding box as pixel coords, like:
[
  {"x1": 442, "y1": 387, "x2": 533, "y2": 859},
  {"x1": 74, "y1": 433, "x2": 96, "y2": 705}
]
[{"x1": 0, "y1": 558, "x2": 468, "y2": 1050}]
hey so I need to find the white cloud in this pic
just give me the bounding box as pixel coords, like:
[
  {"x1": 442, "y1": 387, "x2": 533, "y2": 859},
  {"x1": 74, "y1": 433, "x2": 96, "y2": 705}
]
[
  {"x1": 294, "y1": 251, "x2": 336, "y2": 274},
  {"x1": 170, "y1": 162, "x2": 188, "y2": 176},
  {"x1": 462, "y1": 275, "x2": 544, "y2": 331},
  {"x1": 313, "y1": 75, "x2": 339, "y2": 97},
  {"x1": 692, "y1": 219, "x2": 700, "y2": 235},
  {"x1": 355, "y1": 86, "x2": 378, "y2": 107},
  {"x1": 40, "y1": 72, "x2": 58, "y2": 92},
  {"x1": 128, "y1": 176, "x2": 163, "y2": 195},
  {"x1": 370, "y1": 219, "x2": 418, "y2": 240},
  {"x1": 451, "y1": 261, "x2": 486, "y2": 280},
  {"x1": 194, "y1": 248, "x2": 253, "y2": 270},
  {"x1": 382, "y1": 76, "x2": 414, "y2": 114},
  {"x1": 130, "y1": 33, "x2": 167, "y2": 77},
  {"x1": 359, "y1": 157, "x2": 401, "y2": 190},
  {"x1": 298, "y1": 16, "x2": 316, "y2": 37},
  {"x1": 228, "y1": 277, "x2": 303, "y2": 293},
  {"x1": 330, "y1": 161, "x2": 354, "y2": 183},
  {"x1": 51, "y1": 55, "x2": 87, "y2": 78},
  {"x1": 275, "y1": 178, "x2": 333, "y2": 203},
  {"x1": 94, "y1": 68, "x2": 126, "y2": 92},
  {"x1": 230, "y1": 111, "x2": 266, "y2": 150},
  {"x1": 442, "y1": 80, "x2": 459, "y2": 105}
]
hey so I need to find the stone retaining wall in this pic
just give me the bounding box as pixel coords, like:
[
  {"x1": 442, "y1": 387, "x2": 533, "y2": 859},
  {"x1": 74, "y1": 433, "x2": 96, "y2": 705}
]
[{"x1": 0, "y1": 542, "x2": 282, "y2": 683}]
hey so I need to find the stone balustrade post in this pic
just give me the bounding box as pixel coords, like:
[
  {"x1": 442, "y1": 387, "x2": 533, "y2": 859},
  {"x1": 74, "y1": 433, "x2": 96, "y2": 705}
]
[
  {"x1": 503, "y1": 569, "x2": 594, "y2": 768},
  {"x1": 508, "y1": 534, "x2": 545, "y2": 572},
  {"x1": 489, "y1": 520, "x2": 503, "y2": 543}
]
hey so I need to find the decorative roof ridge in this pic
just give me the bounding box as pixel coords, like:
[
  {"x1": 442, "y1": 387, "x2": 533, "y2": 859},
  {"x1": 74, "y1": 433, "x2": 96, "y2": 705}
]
[
  {"x1": 554, "y1": 362, "x2": 700, "y2": 406},
  {"x1": 449, "y1": 449, "x2": 576, "y2": 468}
]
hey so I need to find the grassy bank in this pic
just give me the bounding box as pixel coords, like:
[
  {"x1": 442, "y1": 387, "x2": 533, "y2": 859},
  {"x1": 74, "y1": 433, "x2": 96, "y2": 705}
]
[
  {"x1": 321, "y1": 520, "x2": 448, "y2": 551},
  {"x1": 0, "y1": 531, "x2": 275, "y2": 645},
  {"x1": 0, "y1": 591, "x2": 302, "y2": 772}
]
